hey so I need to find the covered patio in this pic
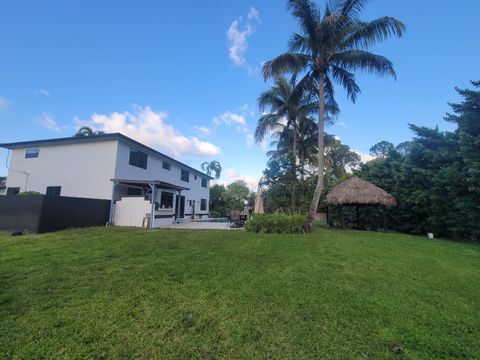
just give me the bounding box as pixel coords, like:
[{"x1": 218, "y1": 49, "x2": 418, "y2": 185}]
[{"x1": 109, "y1": 178, "x2": 190, "y2": 228}]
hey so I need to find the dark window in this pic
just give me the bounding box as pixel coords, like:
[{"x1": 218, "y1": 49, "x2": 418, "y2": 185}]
[
  {"x1": 160, "y1": 192, "x2": 174, "y2": 209},
  {"x1": 129, "y1": 148, "x2": 148, "y2": 169},
  {"x1": 194, "y1": 174, "x2": 197, "y2": 180},
  {"x1": 162, "y1": 161, "x2": 171, "y2": 170},
  {"x1": 25, "y1": 148, "x2": 39, "y2": 158},
  {"x1": 200, "y1": 199, "x2": 207, "y2": 211},
  {"x1": 201, "y1": 178, "x2": 207, "y2": 188},
  {"x1": 46, "y1": 186, "x2": 61, "y2": 197},
  {"x1": 127, "y1": 187, "x2": 142, "y2": 196},
  {"x1": 6, "y1": 187, "x2": 20, "y2": 195},
  {"x1": 181, "y1": 169, "x2": 189, "y2": 182}
]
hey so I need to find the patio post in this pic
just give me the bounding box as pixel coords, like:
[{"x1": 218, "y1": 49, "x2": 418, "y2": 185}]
[
  {"x1": 109, "y1": 181, "x2": 118, "y2": 225},
  {"x1": 150, "y1": 184, "x2": 156, "y2": 229},
  {"x1": 176, "y1": 190, "x2": 182, "y2": 221}
]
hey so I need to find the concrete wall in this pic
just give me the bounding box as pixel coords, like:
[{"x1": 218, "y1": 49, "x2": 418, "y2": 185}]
[
  {"x1": 5, "y1": 141, "x2": 118, "y2": 200},
  {"x1": 114, "y1": 141, "x2": 210, "y2": 215}
]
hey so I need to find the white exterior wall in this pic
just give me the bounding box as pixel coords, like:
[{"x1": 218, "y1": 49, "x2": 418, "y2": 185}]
[
  {"x1": 114, "y1": 197, "x2": 150, "y2": 227},
  {"x1": 5, "y1": 141, "x2": 118, "y2": 199},
  {"x1": 114, "y1": 141, "x2": 210, "y2": 216}
]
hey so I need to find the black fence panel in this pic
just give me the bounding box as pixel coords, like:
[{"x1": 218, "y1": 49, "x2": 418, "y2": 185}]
[
  {"x1": 39, "y1": 196, "x2": 110, "y2": 232},
  {"x1": 0, "y1": 195, "x2": 110, "y2": 233},
  {"x1": 0, "y1": 195, "x2": 44, "y2": 232}
]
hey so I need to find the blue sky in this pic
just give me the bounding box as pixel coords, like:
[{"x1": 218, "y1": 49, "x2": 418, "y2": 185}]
[{"x1": 1, "y1": 0, "x2": 479, "y2": 189}]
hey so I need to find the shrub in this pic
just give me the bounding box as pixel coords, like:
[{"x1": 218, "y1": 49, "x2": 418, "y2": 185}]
[
  {"x1": 18, "y1": 191, "x2": 42, "y2": 196},
  {"x1": 245, "y1": 213, "x2": 309, "y2": 234}
]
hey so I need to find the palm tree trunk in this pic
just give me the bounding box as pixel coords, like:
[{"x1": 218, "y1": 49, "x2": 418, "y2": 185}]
[
  {"x1": 291, "y1": 120, "x2": 297, "y2": 212},
  {"x1": 308, "y1": 72, "x2": 326, "y2": 219}
]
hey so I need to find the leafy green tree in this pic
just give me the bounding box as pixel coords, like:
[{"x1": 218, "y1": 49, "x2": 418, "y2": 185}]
[
  {"x1": 209, "y1": 184, "x2": 226, "y2": 216},
  {"x1": 222, "y1": 180, "x2": 251, "y2": 211},
  {"x1": 369, "y1": 140, "x2": 395, "y2": 157},
  {"x1": 74, "y1": 126, "x2": 105, "y2": 137},
  {"x1": 262, "y1": 0, "x2": 405, "y2": 218},
  {"x1": 201, "y1": 160, "x2": 222, "y2": 179},
  {"x1": 356, "y1": 81, "x2": 480, "y2": 241}
]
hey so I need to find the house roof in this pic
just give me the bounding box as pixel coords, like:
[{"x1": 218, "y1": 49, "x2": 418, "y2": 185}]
[
  {"x1": 326, "y1": 176, "x2": 397, "y2": 207},
  {"x1": 112, "y1": 178, "x2": 190, "y2": 191},
  {"x1": 0, "y1": 133, "x2": 214, "y2": 180}
]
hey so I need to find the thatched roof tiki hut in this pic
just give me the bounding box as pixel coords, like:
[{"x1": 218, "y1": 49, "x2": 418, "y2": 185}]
[{"x1": 326, "y1": 177, "x2": 397, "y2": 232}]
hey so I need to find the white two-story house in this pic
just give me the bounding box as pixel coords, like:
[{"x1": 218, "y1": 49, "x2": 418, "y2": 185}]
[{"x1": 0, "y1": 133, "x2": 212, "y2": 227}]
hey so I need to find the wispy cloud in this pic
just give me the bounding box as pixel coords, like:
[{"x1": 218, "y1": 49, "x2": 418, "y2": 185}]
[
  {"x1": 227, "y1": 7, "x2": 261, "y2": 68},
  {"x1": 194, "y1": 125, "x2": 212, "y2": 137},
  {"x1": 212, "y1": 106, "x2": 259, "y2": 148},
  {"x1": 34, "y1": 113, "x2": 64, "y2": 132},
  {"x1": 79, "y1": 105, "x2": 221, "y2": 157},
  {"x1": 215, "y1": 167, "x2": 259, "y2": 191},
  {"x1": 0, "y1": 96, "x2": 11, "y2": 110},
  {"x1": 213, "y1": 111, "x2": 246, "y2": 126},
  {"x1": 34, "y1": 89, "x2": 51, "y2": 97}
]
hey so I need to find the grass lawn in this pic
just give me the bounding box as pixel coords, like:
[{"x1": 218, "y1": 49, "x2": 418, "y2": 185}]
[{"x1": 0, "y1": 225, "x2": 479, "y2": 359}]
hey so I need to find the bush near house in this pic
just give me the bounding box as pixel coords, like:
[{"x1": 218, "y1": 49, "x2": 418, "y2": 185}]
[{"x1": 245, "y1": 213, "x2": 308, "y2": 234}]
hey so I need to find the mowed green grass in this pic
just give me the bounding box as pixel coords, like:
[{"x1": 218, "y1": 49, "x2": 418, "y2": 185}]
[{"x1": 0, "y1": 225, "x2": 478, "y2": 359}]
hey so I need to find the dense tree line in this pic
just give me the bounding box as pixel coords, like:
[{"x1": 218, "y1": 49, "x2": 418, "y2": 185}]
[
  {"x1": 209, "y1": 181, "x2": 255, "y2": 217},
  {"x1": 356, "y1": 82, "x2": 480, "y2": 242},
  {"x1": 260, "y1": 134, "x2": 360, "y2": 213}
]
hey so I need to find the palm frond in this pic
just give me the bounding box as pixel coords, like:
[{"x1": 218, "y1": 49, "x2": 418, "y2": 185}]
[
  {"x1": 331, "y1": 50, "x2": 396, "y2": 78},
  {"x1": 288, "y1": 33, "x2": 312, "y2": 53},
  {"x1": 331, "y1": 65, "x2": 361, "y2": 103},
  {"x1": 262, "y1": 53, "x2": 310, "y2": 80},
  {"x1": 287, "y1": 0, "x2": 320, "y2": 40},
  {"x1": 343, "y1": 17, "x2": 405, "y2": 49},
  {"x1": 255, "y1": 113, "x2": 281, "y2": 142},
  {"x1": 340, "y1": 0, "x2": 367, "y2": 20},
  {"x1": 258, "y1": 90, "x2": 285, "y2": 113}
]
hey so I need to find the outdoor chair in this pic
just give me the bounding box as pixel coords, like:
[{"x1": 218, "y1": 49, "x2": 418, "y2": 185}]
[{"x1": 228, "y1": 209, "x2": 246, "y2": 228}]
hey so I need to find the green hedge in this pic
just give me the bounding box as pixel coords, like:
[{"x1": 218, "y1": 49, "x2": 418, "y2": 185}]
[{"x1": 245, "y1": 213, "x2": 309, "y2": 234}]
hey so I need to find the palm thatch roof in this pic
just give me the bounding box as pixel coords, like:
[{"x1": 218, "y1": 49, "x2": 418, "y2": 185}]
[{"x1": 326, "y1": 176, "x2": 397, "y2": 207}]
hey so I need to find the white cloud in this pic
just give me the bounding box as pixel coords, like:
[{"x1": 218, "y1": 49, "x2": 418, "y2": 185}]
[
  {"x1": 354, "y1": 150, "x2": 377, "y2": 163},
  {"x1": 246, "y1": 133, "x2": 255, "y2": 147},
  {"x1": 213, "y1": 111, "x2": 246, "y2": 126},
  {"x1": 81, "y1": 105, "x2": 221, "y2": 157},
  {"x1": 248, "y1": 7, "x2": 260, "y2": 22},
  {"x1": 215, "y1": 168, "x2": 260, "y2": 191},
  {"x1": 34, "y1": 90, "x2": 51, "y2": 97},
  {"x1": 0, "y1": 96, "x2": 11, "y2": 109},
  {"x1": 212, "y1": 106, "x2": 266, "y2": 150},
  {"x1": 194, "y1": 125, "x2": 212, "y2": 136},
  {"x1": 227, "y1": 7, "x2": 260, "y2": 67},
  {"x1": 34, "y1": 113, "x2": 63, "y2": 132}
]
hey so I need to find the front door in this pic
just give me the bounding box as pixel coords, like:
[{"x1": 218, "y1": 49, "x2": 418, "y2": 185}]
[{"x1": 175, "y1": 195, "x2": 185, "y2": 219}]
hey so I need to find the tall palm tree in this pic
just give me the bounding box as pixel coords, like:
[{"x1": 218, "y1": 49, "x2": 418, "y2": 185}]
[
  {"x1": 255, "y1": 74, "x2": 319, "y2": 211},
  {"x1": 74, "y1": 126, "x2": 105, "y2": 137},
  {"x1": 263, "y1": 0, "x2": 405, "y2": 218},
  {"x1": 201, "y1": 160, "x2": 222, "y2": 179}
]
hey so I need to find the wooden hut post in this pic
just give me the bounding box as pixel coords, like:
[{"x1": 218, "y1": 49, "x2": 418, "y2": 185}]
[
  {"x1": 356, "y1": 205, "x2": 360, "y2": 229},
  {"x1": 341, "y1": 206, "x2": 345, "y2": 229},
  {"x1": 383, "y1": 206, "x2": 388, "y2": 233}
]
